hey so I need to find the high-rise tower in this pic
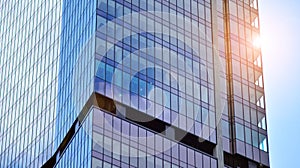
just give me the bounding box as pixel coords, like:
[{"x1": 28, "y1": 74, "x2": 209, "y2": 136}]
[{"x1": 0, "y1": 0, "x2": 269, "y2": 167}]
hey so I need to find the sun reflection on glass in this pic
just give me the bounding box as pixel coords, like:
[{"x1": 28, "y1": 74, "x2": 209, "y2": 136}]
[{"x1": 253, "y1": 36, "x2": 262, "y2": 48}]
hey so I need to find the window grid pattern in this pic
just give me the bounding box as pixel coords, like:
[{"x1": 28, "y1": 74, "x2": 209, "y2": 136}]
[
  {"x1": 95, "y1": 0, "x2": 216, "y2": 143},
  {"x1": 215, "y1": 0, "x2": 232, "y2": 154},
  {"x1": 226, "y1": 0, "x2": 268, "y2": 166},
  {"x1": 0, "y1": 0, "x2": 62, "y2": 167},
  {"x1": 55, "y1": 0, "x2": 96, "y2": 149},
  {"x1": 92, "y1": 108, "x2": 218, "y2": 168},
  {"x1": 55, "y1": 111, "x2": 93, "y2": 168},
  {"x1": 0, "y1": 0, "x2": 270, "y2": 167}
]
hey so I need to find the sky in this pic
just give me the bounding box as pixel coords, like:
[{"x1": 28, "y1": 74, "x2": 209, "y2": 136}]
[{"x1": 259, "y1": 0, "x2": 300, "y2": 167}]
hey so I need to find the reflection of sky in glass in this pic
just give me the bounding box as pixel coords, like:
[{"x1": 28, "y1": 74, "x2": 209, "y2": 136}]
[
  {"x1": 95, "y1": 36, "x2": 212, "y2": 136},
  {"x1": 0, "y1": 0, "x2": 62, "y2": 166},
  {"x1": 259, "y1": 0, "x2": 300, "y2": 167},
  {"x1": 94, "y1": 2, "x2": 216, "y2": 141}
]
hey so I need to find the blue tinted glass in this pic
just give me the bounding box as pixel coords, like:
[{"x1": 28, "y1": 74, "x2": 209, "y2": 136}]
[
  {"x1": 155, "y1": 68, "x2": 163, "y2": 82},
  {"x1": 93, "y1": 0, "x2": 220, "y2": 148},
  {"x1": 202, "y1": 107, "x2": 208, "y2": 125},
  {"x1": 178, "y1": 0, "x2": 184, "y2": 8},
  {"x1": 259, "y1": 134, "x2": 268, "y2": 152},
  {"x1": 116, "y1": 4, "x2": 123, "y2": 17},
  {"x1": 107, "y1": 47, "x2": 114, "y2": 60},
  {"x1": 131, "y1": 54, "x2": 139, "y2": 71},
  {"x1": 171, "y1": 54, "x2": 177, "y2": 67},
  {"x1": 140, "y1": 0, "x2": 147, "y2": 10},
  {"x1": 147, "y1": 68, "x2": 155, "y2": 79},
  {"x1": 171, "y1": 93, "x2": 178, "y2": 112},
  {"x1": 147, "y1": 82, "x2": 154, "y2": 95},
  {"x1": 163, "y1": 90, "x2": 170, "y2": 108},
  {"x1": 123, "y1": 72, "x2": 131, "y2": 89},
  {"x1": 140, "y1": 36, "x2": 147, "y2": 48},
  {"x1": 106, "y1": 64, "x2": 114, "y2": 82},
  {"x1": 186, "y1": 78, "x2": 193, "y2": 96},
  {"x1": 115, "y1": 46, "x2": 122, "y2": 63},
  {"x1": 132, "y1": 34, "x2": 139, "y2": 49},
  {"x1": 236, "y1": 123, "x2": 245, "y2": 141},
  {"x1": 124, "y1": 5, "x2": 131, "y2": 15},
  {"x1": 139, "y1": 68, "x2": 147, "y2": 76},
  {"x1": 252, "y1": 130, "x2": 259, "y2": 148},
  {"x1": 170, "y1": 36, "x2": 177, "y2": 46},
  {"x1": 114, "y1": 69, "x2": 122, "y2": 87},
  {"x1": 97, "y1": 15, "x2": 106, "y2": 28},
  {"x1": 124, "y1": 36, "x2": 131, "y2": 45},
  {"x1": 187, "y1": 100, "x2": 193, "y2": 118},
  {"x1": 162, "y1": 4, "x2": 169, "y2": 12},
  {"x1": 178, "y1": 55, "x2": 185, "y2": 70},
  {"x1": 107, "y1": 24, "x2": 115, "y2": 38},
  {"x1": 123, "y1": 49, "x2": 130, "y2": 58},
  {"x1": 131, "y1": 76, "x2": 139, "y2": 94},
  {"x1": 99, "y1": 1, "x2": 107, "y2": 12},
  {"x1": 148, "y1": 0, "x2": 154, "y2": 11},
  {"x1": 186, "y1": 58, "x2": 193, "y2": 71},
  {"x1": 147, "y1": 38, "x2": 154, "y2": 47},
  {"x1": 195, "y1": 105, "x2": 201, "y2": 122},
  {"x1": 96, "y1": 61, "x2": 106, "y2": 80},
  {"x1": 132, "y1": 0, "x2": 139, "y2": 6},
  {"x1": 139, "y1": 79, "x2": 147, "y2": 97},
  {"x1": 108, "y1": 1, "x2": 115, "y2": 16},
  {"x1": 193, "y1": 60, "x2": 200, "y2": 77},
  {"x1": 179, "y1": 145, "x2": 187, "y2": 162},
  {"x1": 178, "y1": 40, "x2": 185, "y2": 50}
]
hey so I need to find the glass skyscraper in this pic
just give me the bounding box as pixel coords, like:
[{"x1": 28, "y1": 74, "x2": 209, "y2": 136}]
[{"x1": 0, "y1": 0, "x2": 269, "y2": 167}]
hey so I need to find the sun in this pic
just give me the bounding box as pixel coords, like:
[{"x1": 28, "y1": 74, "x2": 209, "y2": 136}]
[{"x1": 253, "y1": 36, "x2": 262, "y2": 48}]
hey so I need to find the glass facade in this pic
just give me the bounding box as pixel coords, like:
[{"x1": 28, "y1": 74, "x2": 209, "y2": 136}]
[
  {"x1": 0, "y1": 0, "x2": 62, "y2": 167},
  {"x1": 219, "y1": 0, "x2": 269, "y2": 166},
  {"x1": 55, "y1": 0, "x2": 96, "y2": 149},
  {"x1": 0, "y1": 0, "x2": 269, "y2": 167},
  {"x1": 55, "y1": 110, "x2": 93, "y2": 167},
  {"x1": 95, "y1": 0, "x2": 217, "y2": 144},
  {"x1": 92, "y1": 107, "x2": 217, "y2": 168}
]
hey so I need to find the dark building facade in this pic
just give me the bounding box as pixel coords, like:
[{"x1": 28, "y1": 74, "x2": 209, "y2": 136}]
[{"x1": 0, "y1": 0, "x2": 269, "y2": 167}]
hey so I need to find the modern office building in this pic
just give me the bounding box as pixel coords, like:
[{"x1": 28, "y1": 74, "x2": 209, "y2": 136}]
[{"x1": 0, "y1": 0, "x2": 269, "y2": 167}]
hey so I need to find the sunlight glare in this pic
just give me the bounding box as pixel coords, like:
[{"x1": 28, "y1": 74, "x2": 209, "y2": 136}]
[{"x1": 253, "y1": 36, "x2": 262, "y2": 48}]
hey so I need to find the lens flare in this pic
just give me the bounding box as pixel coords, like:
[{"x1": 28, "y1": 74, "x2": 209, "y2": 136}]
[{"x1": 253, "y1": 36, "x2": 262, "y2": 48}]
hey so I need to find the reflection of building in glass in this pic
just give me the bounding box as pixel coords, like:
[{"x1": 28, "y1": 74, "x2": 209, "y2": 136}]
[{"x1": 0, "y1": 0, "x2": 269, "y2": 167}]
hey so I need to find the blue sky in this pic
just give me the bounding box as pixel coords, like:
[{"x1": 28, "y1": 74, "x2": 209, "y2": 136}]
[{"x1": 259, "y1": 0, "x2": 300, "y2": 167}]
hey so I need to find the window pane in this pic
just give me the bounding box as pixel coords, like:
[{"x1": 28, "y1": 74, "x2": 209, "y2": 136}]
[
  {"x1": 171, "y1": 93, "x2": 178, "y2": 112},
  {"x1": 139, "y1": 79, "x2": 146, "y2": 97},
  {"x1": 202, "y1": 107, "x2": 208, "y2": 125},
  {"x1": 96, "y1": 61, "x2": 106, "y2": 80},
  {"x1": 222, "y1": 120, "x2": 230, "y2": 138},
  {"x1": 252, "y1": 130, "x2": 259, "y2": 148},
  {"x1": 130, "y1": 76, "x2": 138, "y2": 94},
  {"x1": 258, "y1": 112, "x2": 266, "y2": 130},
  {"x1": 106, "y1": 64, "x2": 114, "y2": 82},
  {"x1": 245, "y1": 127, "x2": 251, "y2": 144},
  {"x1": 236, "y1": 123, "x2": 244, "y2": 141},
  {"x1": 259, "y1": 134, "x2": 268, "y2": 152}
]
